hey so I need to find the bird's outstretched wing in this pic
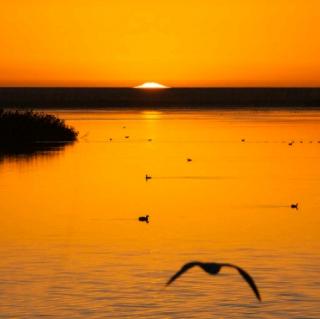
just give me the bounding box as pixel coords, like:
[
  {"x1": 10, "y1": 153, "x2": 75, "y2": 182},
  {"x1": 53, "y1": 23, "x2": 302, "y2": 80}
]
[
  {"x1": 166, "y1": 262, "x2": 200, "y2": 286},
  {"x1": 227, "y1": 264, "x2": 261, "y2": 301}
]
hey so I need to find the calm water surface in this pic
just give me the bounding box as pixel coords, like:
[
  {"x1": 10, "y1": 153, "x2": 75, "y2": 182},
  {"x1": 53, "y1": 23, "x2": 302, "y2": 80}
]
[{"x1": 0, "y1": 109, "x2": 320, "y2": 318}]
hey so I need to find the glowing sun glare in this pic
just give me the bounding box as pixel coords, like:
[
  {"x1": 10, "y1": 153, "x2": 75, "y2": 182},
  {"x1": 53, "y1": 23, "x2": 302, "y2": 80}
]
[{"x1": 134, "y1": 82, "x2": 169, "y2": 89}]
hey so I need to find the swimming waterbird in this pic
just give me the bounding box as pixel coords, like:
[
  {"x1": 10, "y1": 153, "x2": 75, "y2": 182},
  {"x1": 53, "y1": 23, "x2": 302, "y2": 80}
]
[{"x1": 138, "y1": 215, "x2": 149, "y2": 223}]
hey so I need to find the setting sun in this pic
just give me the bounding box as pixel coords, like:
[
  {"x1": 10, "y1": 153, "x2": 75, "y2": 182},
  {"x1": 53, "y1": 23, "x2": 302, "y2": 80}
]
[{"x1": 134, "y1": 82, "x2": 169, "y2": 89}]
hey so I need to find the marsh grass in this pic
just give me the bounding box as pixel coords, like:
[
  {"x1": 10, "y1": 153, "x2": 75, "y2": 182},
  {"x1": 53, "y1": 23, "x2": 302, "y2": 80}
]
[{"x1": 0, "y1": 109, "x2": 78, "y2": 145}]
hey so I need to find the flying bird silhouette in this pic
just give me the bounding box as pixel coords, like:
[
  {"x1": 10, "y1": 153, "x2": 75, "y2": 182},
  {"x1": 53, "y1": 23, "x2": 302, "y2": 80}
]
[
  {"x1": 166, "y1": 261, "x2": 261, "y2": 302},
  {"x1": 290, "y1": 203, "x2": 298, "y2": 209}
]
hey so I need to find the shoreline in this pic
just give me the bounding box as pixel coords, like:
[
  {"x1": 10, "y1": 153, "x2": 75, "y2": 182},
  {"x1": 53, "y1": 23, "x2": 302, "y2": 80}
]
[{"x1": 1, "y1": 87, "x2": 320, "y2": 109}]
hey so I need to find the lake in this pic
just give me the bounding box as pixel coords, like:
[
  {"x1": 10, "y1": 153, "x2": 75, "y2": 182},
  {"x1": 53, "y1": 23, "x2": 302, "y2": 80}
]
[{"x1": 0, "y1": 109, "x2": 319, "y2": 318}]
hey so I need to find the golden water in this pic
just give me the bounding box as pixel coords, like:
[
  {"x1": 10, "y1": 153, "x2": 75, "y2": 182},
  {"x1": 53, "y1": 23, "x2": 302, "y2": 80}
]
[{"x1": 0, "y1": 110, "x2": 319, "y2": 318}]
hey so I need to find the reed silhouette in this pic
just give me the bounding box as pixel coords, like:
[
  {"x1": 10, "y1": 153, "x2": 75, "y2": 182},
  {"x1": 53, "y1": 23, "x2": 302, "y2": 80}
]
[
  {"x1": 166, "y1": 261, "x2": 261, "y2": 302},
  {"x1": 0, "y1": 109, "x2": 78, "y2": 146}
]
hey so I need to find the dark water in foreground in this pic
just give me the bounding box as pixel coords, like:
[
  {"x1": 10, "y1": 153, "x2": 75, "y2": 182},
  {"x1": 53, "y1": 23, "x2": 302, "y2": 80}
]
[{"x1": 0, "y1": 109, "x2": 319, "y2": 318}]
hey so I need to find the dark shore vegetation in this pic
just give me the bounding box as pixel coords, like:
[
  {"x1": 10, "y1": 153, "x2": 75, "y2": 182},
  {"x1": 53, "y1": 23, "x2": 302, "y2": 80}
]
[
  {"x1": 0, "y1": 109, "x2": 78, "y2": 147},
  {"x1": 1, "y1": 88, "x2": 320, "y2": 108}
]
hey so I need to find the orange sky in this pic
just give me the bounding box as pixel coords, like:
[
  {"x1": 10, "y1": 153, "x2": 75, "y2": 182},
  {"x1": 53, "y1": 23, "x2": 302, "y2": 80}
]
[{"x1": 1, "y1": 1, "x2": 319, "y2": 87}]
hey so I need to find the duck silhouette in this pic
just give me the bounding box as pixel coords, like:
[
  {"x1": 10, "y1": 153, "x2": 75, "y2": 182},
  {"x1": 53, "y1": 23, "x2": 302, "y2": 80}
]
[
  {"x1": 166, "y1": 261, "x2": 261, "y2": 302},
  {"x1": 138, "y1": 215, "x2": 149, "y2": 223},
  {"x1": 291, "y1": 203, "x2": 298, "y2": 209},
  {"x1": 145, "y1": 174, "x2": 152, "y2": 181},
  {"x1": 187, "y1": 158, "x2": 192, "y2": 162}
]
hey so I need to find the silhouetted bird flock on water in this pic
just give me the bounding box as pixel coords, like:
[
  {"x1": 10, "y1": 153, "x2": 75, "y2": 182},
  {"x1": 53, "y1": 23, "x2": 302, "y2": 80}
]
[
  {"x1": 105, "y1": 127, "x2": 313, "y2": 304},
  {"x1": 107, "y1": 134, "x2": 320, "y2": 145}
]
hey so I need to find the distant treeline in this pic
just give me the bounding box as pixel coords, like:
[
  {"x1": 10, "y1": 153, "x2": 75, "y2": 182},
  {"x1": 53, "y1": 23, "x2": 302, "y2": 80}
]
[
  {"x1": 0, "y1": 88, "x2": 320, "y2": 108},
  {"x1": 0, "y1": 110, "x2": 78, "y2": 146}
]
